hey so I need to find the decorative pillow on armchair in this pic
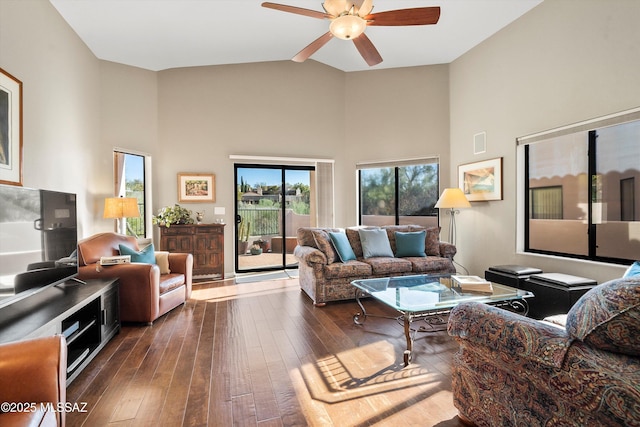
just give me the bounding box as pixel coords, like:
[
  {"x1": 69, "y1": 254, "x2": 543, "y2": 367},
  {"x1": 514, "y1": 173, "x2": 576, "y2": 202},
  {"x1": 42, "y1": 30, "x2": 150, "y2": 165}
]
[
  {"x1": 155, "y1": 251, "x2": 171, "y2": 274},
  {"x1": 119, "y1": 243, "x2": 156, "y2": 264},
  {"x1": 565, "y1": 277, "x2": 640, "y2": 356}
]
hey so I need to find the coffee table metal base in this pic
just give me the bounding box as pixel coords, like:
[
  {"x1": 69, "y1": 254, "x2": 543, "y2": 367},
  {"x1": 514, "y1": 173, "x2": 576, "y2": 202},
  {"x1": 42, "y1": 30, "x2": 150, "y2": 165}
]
[{"x1": 352, "y1": 289, "x2": 529, "y2": 366}]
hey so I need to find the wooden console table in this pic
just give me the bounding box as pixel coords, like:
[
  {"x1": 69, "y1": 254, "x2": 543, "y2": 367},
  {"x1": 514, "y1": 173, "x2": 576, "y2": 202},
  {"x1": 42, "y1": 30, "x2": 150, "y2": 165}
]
[
  {"x1": 0, "y1": 278, "x2": 120, "y2": 384},
  {"x1": 160, "y1": 223, "x2": 225, "y2": 280}
]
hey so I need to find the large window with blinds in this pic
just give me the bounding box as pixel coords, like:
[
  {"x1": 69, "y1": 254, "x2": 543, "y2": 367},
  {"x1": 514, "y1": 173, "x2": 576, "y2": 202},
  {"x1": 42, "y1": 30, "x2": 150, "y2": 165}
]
[
  {"x1": 519, "y1": 110, "x2": 640, "y2": 264},
  {"x1": 358, "y1": 159, "x2": 439, "y2": 227}
]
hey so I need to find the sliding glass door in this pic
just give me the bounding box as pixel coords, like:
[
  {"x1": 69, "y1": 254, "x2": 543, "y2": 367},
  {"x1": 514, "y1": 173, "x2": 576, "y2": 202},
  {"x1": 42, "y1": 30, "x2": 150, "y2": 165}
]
[{"x1": 235, "y1": 164, "x2": 313, "y2": 273}]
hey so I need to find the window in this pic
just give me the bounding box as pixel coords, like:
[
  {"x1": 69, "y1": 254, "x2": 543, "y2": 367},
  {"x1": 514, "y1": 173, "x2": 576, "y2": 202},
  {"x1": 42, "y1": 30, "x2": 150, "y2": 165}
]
[
  {"x1": 519, "y1": 112, "x2": 640, "y2": 264},
  {"x1": 530, "y1": 186, "x2": 563, "y2": 219},
  {"x1": 358, "y1": 159, "x2": 439, "y2": 228},
  {"x1": 114, "y1": 150, "x2": 150, "y2": 238}
]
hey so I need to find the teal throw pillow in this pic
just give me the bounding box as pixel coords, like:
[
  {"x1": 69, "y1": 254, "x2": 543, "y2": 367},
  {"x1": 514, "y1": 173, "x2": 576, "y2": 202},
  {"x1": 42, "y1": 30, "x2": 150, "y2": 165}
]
[
  {"x1": 328, "y1": 232, "x2": 356, "y2": 263},
  {"x1": 395, "y1": 231, "x2": 426, "y2": 257},
  {"x1": 358, "y1": 228, "x2": 394, "y2": 258},
  {"x1": 623, "y1": 261, "x2": 640, "y2": 278},
  {"x1": 119, "y1": 243, "x2": 156, "y2": 264}
]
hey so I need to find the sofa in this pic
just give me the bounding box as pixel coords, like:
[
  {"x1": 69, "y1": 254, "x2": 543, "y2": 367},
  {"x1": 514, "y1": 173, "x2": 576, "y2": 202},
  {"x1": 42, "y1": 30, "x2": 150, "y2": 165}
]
[
  {"x1": 77, "y1": 232, "x2": 193, "y2": 324},
  {"x1": 447, "y1": 275, "x2": 640, "y2": 426},
  {"x1": 0, "y1": 335, "x2": 67, "y2": 427},
  {"x1": 294, "y1": 225, "x2": 456, "y2": 306}
]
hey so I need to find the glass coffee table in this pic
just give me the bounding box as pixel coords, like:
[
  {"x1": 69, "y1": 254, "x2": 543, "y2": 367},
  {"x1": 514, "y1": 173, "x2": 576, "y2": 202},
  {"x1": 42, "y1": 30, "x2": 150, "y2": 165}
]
[{"x1": 351, "y1": 273, "x2": 533, "y2": 366}]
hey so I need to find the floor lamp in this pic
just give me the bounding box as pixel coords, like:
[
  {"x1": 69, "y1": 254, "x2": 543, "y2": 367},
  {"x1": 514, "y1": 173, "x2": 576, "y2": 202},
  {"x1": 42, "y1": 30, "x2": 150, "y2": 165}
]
[
  {"x1": 104, "y1": 196, "x2": 140, "y2": 236},
  {"x1": 434, "y1": 188, "x2": 471, "y2": 245}
]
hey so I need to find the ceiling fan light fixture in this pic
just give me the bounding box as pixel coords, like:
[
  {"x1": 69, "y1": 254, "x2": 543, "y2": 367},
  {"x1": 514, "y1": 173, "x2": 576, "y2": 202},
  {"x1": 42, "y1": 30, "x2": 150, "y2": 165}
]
[
  {"x1": 329, "y1": 14, "x2": 366, "y2": 40},
  {"x1": 322, "y1": 0, "x2": 349, "y2": 16}
]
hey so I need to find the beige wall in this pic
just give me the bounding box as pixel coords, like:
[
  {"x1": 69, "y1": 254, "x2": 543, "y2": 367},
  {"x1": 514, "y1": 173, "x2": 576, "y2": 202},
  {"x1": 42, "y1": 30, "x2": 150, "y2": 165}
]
[
  {"x1": 3, "y1": 0, "x2": 638, "y2": 280},
  {"x1": 449, "y1": 0, "x2": 640, "y2": 282},
  {"x1": 0, "y1": 0, "x2": 102, "y2": 237},
  {"x1": 155, "y1": 63, "x2": 450, "y2": 272},
  {"x1": 155, "y1": 61, "x2": 345, "y2": 222},
  {"x1": 343, "y1": 65, "x2": 450, "y2": 224}
]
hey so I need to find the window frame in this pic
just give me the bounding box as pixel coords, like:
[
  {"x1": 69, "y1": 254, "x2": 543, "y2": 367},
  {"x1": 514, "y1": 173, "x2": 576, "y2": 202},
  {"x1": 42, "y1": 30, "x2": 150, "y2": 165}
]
[
  {"x1": 517, "y1": 107, "x2": 640, "y2": 265},
  {"x1": 113, "y1": 148, "x2": 153, "y2": 239},
  {"x1": 356, "y1": 157, "x2": 440, "y2": 227}
]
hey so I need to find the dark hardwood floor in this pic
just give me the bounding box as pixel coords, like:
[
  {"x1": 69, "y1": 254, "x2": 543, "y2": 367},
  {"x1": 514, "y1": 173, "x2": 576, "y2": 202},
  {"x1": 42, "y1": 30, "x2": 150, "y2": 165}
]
[{"x1": 66, "y1": 277, "x2": 467, "y2": 426}]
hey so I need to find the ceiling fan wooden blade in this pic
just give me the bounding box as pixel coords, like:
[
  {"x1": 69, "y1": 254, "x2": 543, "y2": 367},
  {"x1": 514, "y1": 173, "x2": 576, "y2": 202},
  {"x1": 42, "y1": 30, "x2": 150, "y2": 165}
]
[
  {"x1": 353, "y1": 33, "x2": 382, "y2": 66},
  {"x1": 365, "y1": 7, "x2": 441, "y2": 26},
  {"x1": 292, "y1": 32, "x2": 334, "y2": 62},
  {"x1": 262, "y1": 2, "x2": 331, "y2": 20}
]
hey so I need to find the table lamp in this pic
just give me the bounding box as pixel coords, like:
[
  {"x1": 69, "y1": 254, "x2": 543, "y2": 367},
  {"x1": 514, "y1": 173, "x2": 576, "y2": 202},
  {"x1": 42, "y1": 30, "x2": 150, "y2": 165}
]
[{"x1": 104, "y1": 196, "x2": 140, "y2": 235}]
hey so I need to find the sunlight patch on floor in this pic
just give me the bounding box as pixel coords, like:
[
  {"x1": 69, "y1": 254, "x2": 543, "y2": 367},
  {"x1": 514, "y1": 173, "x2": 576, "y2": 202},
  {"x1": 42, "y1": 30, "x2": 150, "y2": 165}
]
[
  {"x1": 297, "y1": 340, "x2": 442, "y2": 405},
  {"x1": 191, "y1": 277, "x2": 300, "y2": 302}
]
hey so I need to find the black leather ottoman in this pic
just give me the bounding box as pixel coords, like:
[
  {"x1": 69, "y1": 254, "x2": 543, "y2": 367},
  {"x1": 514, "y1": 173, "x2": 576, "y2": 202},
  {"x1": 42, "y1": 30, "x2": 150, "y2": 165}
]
[
  {"x1": 523, "y1": 273, "x2": 597, "y2": 319},
  {"x1": 485, "y1": 265, "x2": 543, "y2": 289}
]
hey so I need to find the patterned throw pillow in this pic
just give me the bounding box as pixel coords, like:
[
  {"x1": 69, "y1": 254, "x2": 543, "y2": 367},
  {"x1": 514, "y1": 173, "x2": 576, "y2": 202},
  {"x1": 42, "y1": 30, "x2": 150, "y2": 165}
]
[
  {"x1": 346, "y1": 227, "x2": 364, "y2": 258},
  {"x1": 409, "y1": 226, "x2": 441, "y2": 256},
  {"x1": 311, "y1": 229, "x2": 337, "y2": 264},
  {"x1": 565, "y1": 277, "x2": 640, "y2": 356}
]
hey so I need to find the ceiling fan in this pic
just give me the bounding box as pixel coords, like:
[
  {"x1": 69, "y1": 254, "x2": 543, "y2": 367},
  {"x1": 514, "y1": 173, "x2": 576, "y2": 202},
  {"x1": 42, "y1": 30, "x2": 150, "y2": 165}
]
[{"x1": 262, "y1": 0, "x2": 441, "y2": 67}]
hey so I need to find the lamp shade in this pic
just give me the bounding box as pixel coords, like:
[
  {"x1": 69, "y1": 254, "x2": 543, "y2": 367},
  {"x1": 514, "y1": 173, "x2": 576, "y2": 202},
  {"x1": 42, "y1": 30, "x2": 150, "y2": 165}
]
[
  {"x1": 103, "y1": 197, "x2": 140, "y2": 219},
  {"x1": 434, "y1": 188, "x2": 471, "y2": 209}
]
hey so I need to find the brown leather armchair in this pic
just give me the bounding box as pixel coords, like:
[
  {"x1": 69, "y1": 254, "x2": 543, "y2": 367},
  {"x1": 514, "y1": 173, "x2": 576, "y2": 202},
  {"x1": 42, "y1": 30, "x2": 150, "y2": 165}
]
[
  {"x1": 0, "y1": 335, "x2": 67, "y2": 427},
  {"x1": 77, "y1": 232, "x2": 193, "y2": 324}
]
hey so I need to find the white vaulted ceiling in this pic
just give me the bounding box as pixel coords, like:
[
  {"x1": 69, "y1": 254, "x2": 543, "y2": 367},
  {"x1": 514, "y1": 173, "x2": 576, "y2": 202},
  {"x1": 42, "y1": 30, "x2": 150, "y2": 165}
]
[{"x1": 49, "y1": 0, "x2": 543, "y2": 72}]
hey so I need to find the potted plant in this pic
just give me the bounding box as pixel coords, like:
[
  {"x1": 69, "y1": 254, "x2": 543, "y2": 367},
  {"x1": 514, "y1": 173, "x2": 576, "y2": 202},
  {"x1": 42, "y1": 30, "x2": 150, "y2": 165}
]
[
  {"x1": 152, "y1": 204, "x2": 195, "y2": 228},
  {"x1": 250, "y1": 243, "x2": 263, "y2": 255},
  {"x1": 252, "y1": 238, "x2": 269, "y2": 252}
]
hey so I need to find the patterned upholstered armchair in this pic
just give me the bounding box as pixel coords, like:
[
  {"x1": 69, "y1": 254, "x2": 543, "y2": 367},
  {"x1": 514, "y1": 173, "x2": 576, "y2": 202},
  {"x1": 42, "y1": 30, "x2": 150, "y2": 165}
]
[{"x1": 447, "y1": 276, "x2": 640, "y2": 426}]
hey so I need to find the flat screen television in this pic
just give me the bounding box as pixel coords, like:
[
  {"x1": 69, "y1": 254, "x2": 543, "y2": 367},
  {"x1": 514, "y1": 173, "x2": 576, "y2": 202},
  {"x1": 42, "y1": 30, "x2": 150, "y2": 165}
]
[{"x1": 0, "y1": 184, "x2": 78, "y2": 310}]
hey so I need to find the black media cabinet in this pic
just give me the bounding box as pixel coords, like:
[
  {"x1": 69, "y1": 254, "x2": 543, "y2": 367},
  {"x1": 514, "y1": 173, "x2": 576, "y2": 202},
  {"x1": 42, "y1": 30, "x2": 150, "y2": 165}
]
[{"x1": 0, "y1": 278, "x2": 120, "y2": 385}]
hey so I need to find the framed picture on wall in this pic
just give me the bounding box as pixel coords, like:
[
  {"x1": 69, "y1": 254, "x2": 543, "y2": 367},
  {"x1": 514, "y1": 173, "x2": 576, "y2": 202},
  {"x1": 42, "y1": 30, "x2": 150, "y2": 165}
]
[
  {"x1": 458, "y1": 157, "x2": 503, "y2": 202},
  {"x1": 0, "y1": 68, "x2": 23, "y2": 186},
  {"x1": 177, "y1": 173, "x2": 215, "y2": 203}
]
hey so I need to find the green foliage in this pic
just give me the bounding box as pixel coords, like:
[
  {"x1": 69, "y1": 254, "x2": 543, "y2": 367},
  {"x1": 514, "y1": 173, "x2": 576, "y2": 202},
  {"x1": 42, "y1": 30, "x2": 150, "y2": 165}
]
[
  {"x1": 360, "y1": 164, "x2": 439, "y2": 217},
  {"x1": 152, "y1": 204, "x2": 194, "y2": 228},
  {"x1": 361, "y1": 167, "x2": 396, "y2": 215},
  {"x1": 398, "y1": 164, "x2": 439, "y2": 215},
  {"x1": 258, "y1": 199, "x2": 278, "y2": 207},
  {"x1": 290, "y1": 200, "x2": 309, "y2": 215},
  {"x1": 126, "y1": 179, "x2": 144, "y2": 192}
]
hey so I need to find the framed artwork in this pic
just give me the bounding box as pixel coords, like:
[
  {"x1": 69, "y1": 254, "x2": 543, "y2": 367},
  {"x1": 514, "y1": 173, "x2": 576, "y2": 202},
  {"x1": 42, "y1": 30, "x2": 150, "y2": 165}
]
[
  {"x1": 0, "y1": 68, "x2": 23, "y2": 186},
  {"x1": 458, "y1": 157, "x2": 503, "y2": 202},
  {"x1": 178, "y1": 173, "x2": 215, "y2": 203}
]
